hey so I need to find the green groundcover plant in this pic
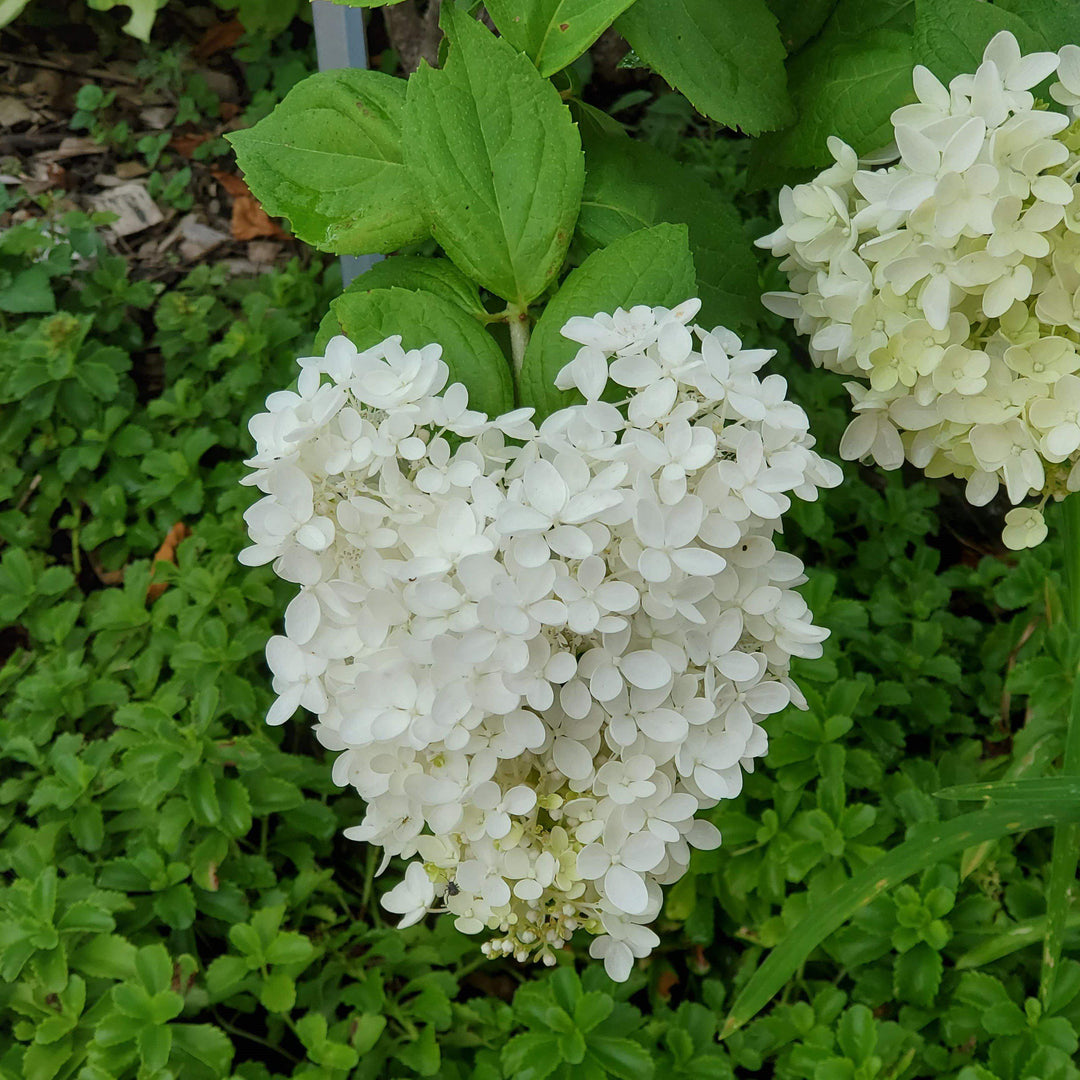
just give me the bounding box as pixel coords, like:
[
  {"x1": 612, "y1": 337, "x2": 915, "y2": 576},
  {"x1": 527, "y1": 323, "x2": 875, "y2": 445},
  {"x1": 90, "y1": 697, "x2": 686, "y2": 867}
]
[{"x1": 3, "y1": 0, "x2": 1080, "y2": 1077}]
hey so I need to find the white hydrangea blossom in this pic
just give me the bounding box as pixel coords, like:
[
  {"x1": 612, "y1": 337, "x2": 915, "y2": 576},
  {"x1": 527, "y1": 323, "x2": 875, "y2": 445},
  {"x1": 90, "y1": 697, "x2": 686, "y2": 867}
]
[
  {"x1": 240, "y1": 299, "x2": 840, "y2": 981},
  {"x1": 758, "y1": 31, "x2": 1080, "y2": 549}
]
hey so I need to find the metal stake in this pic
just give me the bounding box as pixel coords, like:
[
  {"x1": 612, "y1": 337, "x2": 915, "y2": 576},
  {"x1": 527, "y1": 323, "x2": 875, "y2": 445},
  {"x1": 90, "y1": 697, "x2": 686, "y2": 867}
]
[{"x1": 311, "y1": 1, "x2": 382, "y2": 286}]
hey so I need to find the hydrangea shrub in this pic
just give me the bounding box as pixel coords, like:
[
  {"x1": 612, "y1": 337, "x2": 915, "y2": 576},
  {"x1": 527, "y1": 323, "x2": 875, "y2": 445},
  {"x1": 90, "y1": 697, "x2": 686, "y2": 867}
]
[{"x1": 759, "y1": 31, "x2": 1080, "y2": 549}]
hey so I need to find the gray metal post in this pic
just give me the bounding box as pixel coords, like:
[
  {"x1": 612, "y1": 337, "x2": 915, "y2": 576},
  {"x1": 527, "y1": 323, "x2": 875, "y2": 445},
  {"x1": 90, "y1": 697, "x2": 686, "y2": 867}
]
[{"x1": 311, "y1": 1, "x2": 382, "y2": 286}]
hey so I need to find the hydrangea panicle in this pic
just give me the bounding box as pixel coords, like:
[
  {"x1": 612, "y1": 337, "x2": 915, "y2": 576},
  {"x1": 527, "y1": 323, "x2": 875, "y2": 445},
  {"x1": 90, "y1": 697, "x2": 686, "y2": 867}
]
[
  {"x1": 241, "y1": 302, "x2": 840, "y2": 980},
  {"x1": 758, "y1": 32, "x2": 1080, "y2": 549}
]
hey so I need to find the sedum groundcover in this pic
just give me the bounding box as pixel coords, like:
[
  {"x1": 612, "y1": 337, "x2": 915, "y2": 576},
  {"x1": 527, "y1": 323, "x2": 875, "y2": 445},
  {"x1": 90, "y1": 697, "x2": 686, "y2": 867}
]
[{"x1": 3, "y1": 2, "x2": 1080, "y2": 1079}]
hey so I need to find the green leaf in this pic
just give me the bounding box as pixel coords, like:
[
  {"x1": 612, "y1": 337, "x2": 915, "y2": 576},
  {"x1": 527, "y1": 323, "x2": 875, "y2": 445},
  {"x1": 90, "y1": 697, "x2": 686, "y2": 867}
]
[
  {"x1": 837, "y1": 1004, "x2": 876, "y2": 1064},
  {"x1": 259, "y1": 971, "x2": 296, "y2": 1013},
  {"x1": 913, "y1": 0, "x2": 1048, "y2": 84},
  {"x1": 586, "y1": 1034, "x2": 656, "y2": 1079},
  {"x1": 518, "y1": 223, "x2": 696, "y2": 418},
  {"x1": 337, "y1": 255, "x2": 485, "y2": 315},
  {"x1": 395, "y1": 1022, "x2": 441, "y2": 1076},
  {"x1": 228, "y1": 69, "x2": 426, "y2": 255},
  {"x1": 57, "y1": 901, "x2": 114, "y2": 934},
  {"x1": 354, "y1": 1013, "x2": 388, "y2": 1054},
  {"x1": 0, "y1": 267, "x2": 56, "y2": 313},
  {"x1": 721, "y1": 801, "x2": 1080, "y2": 1038},
  {"x1": 265, "y1": 931, "x2": 314, "y2": 967},
  {"x1": 0, "y1": 0, "x2": 33, "y2": 33},
  {"x1": 330, "y1": 286, "x2": 514, "y2": 416},
  {"x1": 502, "y1": 1032, "x2": 561, "y2": 1080},
  {"x1": 134, "y1": 943, "x2": 173, "y2": 994},
  {"x1": 153, "y1": 884, "x2": 195, "y2": 930},
  {"x1": 615, "y1": 0, "x2": 794, "y2": 135},
  {"x1": 170, "y1": 1024, "x2": 235, "y2": 1075},
  {"x1": 750, "y1": 28, "x2": 915, "y2": 175},
  {"x1": 485, "y1": 0, "x2": 638, "y2": 76},
  {"x1": 956, "y1": 972, "x2": 1028, "y2": 1035},
  {"x1": 894, "y1": 942, "x2": 942, "y2": 1006},
  {"x1": 85, "y1": 0, "x2": 164, "y2": 40},
  {"x1": 137, "y1": 1023, "x2": 172, "y2": 1074},
  {"x1": 997, "y1": 0, "x2": 1080, "y2": 48},
  {"x1": 402, "y1": 6, "x2": 584, "y2": 304},
  {"x1": 205, "y1": 955, "x2": 252, "y2": 999},
  {"x1": 70, "y1": 934, "x2": 136, "y2": 980},
  {"x1": 574, "y1": 991, "x2": 614, "y2": 1033},
  {"x1": 577, "y1": 129, "x2": 759, "y2": 329},
  {"x1": 766, "y1": 0, "x2": 839, "y2": 53}
]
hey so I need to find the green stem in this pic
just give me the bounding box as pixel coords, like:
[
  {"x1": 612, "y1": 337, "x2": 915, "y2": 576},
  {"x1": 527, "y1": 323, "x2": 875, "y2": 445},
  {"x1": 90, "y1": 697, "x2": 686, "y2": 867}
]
[
  {"x1": 1042, "y1": 494, "x2": 1080, "y2": 1006},
  {"x1": 507, "y1": 303, "x2": 530, "y2": 402},
  {"x1": 361, "y1": 843, "x2": 383, "y2": 927}
]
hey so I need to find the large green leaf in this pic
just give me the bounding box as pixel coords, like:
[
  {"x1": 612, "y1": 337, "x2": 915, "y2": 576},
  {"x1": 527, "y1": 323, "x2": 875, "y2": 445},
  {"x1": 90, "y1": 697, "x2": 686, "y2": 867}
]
[
  {"x1": 334, "y1": 256, "x2": 486, "y2": 317},
  {"x1": 518, "y1": 223, "x2": 696, "y2": 419},
  {"x1": 615, "y1": 0, "x2": 794, "y2": 136},
  {"x1": 823, "y1": 0, "x2": 916, "y2": 37},
  {"x1": 913, "y1": 0, "x2": 1048, "y2": 84},
  {"x1": 720, "y1": 801, "x2": 1080, "y2": 1038},
  {"x1": 749, "y1": 28, "x2": 915, "y2": 178},
  {"x1": 227, "y1": 69, "x2": 425, "y2": 256},
  {"x1": 997, "y1": 0, "x2": 1080, "y2": 47},
  {"x1": 86, "y1": 0, "x2": 165, "y2": 40},
  {"x1": 328, "y1": 287, "x2": 514, "y2": 418},
  {"x1": 577, "y1": 130, "x2": 759, "y2": 330},
  {"x1": 485, "y1": 0, "x2": 639, "y2": 77},
  {"x1": 0, "y1": 0, "x2": 32, "y2": 30},
  {"x1": 766, "y1": 0, "x2": 839, "y2": 53},
  {"x1": 402, "y1": 6, "x2": 584, "y2": 305}
]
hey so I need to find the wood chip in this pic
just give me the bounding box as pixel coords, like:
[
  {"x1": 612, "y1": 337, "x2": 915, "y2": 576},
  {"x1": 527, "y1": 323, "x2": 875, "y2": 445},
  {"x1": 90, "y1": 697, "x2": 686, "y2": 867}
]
[
  {"x1": 178, "y1": 214, "x2": 230, "y2": 260},
  {"x1": 140, "y1": 105, "x2": 175, "y2": 130},
  {"x1": 37, "y1": 136, "x2": 107, "y2": 162},
  {"x1": 0, "y1": 96, "x2": 35, "y2": 127},
  {"x1": 246, "y1": 240, "x2": 280, "y2": 264},
  {"x1": 88, "y1": 183, "x2": 164, "y2": 236},
  {"x1": 114, "y1": 160, "x2": 148, "y2": 179}
]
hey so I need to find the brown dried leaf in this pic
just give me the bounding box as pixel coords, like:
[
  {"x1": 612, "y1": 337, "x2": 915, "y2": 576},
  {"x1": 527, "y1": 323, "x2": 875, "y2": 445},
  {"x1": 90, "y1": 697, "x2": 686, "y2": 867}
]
[
  {"x1": 170, "y1": 131, "x2": 215, "y2": 158},
  {"x1": 230, "y1": 194, "x2": 287, "y2": 241},
  {"x1": 194, "y1": 19, "x2": 245, "y2": 60},
  {"x1": 210, "y1": 167, "x2": 248, "y2": 197},
  {"x1": 147, "y1": 521, "x2": 192, "y2": 601}
]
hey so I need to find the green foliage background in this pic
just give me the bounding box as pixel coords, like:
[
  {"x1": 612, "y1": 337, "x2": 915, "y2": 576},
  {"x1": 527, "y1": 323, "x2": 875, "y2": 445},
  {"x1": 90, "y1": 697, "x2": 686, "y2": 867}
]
[{"x1": 2, "y1": 1, "x2": 1080, "y2": 1079}]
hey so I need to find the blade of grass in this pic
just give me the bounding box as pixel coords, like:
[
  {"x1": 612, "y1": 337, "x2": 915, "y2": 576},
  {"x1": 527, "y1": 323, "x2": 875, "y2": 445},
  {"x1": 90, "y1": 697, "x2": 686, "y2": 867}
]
[
  {"x1": 958, "y1": 727, "x2": 1057, "y2": 879},
  {"x1": 955, "y1": 910, "x2": 1080, "y2": 970},
  {"x1": 936, "y1": 777, "x2": 1080, "y2": 803},
  {"x1": 719, "y1": 802, "x2": 1080, "y2": 1040},
  {"x1": 1041, "y1": 494, "x2": 1080, "y2": 1007}
]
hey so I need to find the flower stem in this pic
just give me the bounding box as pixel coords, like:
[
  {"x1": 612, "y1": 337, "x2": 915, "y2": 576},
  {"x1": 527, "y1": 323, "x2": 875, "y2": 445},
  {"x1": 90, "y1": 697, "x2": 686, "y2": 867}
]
[{"x1": 1041, "y1": 493, "x2": 1080, "y2": 1007}]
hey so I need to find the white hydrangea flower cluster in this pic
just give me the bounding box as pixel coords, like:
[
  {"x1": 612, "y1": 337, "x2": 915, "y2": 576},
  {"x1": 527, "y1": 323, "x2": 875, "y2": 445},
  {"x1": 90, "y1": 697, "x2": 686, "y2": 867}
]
[
  {"x1": 758, "y1": 31, "x2": 1080, "y2": 549},
  {"x1": 239, "y1": 299, "x2": 840, "y2": 981}
]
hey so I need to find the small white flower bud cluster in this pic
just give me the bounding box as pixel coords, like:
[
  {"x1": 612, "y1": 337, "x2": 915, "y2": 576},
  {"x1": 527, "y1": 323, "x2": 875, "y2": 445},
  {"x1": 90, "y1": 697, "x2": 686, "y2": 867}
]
[
  {"x1": 758, "y1": 31, "x2": 1080, "y2": 549},
  {"x1": 239, "y1": 299, "x2": 840, "y2": 981}
]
